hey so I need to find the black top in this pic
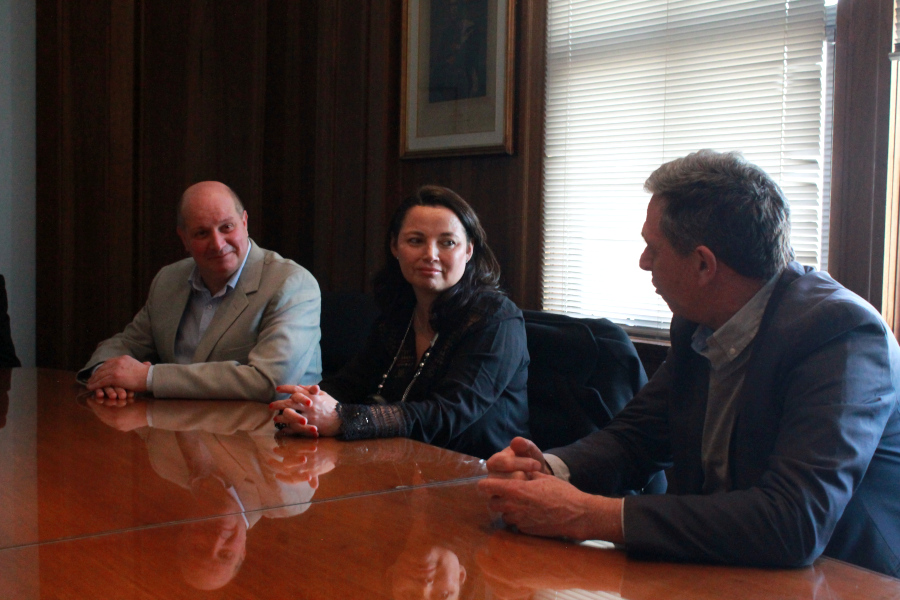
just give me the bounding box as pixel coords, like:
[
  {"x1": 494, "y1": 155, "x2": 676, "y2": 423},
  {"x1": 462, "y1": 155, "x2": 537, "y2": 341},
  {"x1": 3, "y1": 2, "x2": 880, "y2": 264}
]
[
  {"x1": 322, "y1": 293, "x2": 529, "y2": 459},
  {"x1": 0, "y1": 276, "x2": 20, "y2": 369}
]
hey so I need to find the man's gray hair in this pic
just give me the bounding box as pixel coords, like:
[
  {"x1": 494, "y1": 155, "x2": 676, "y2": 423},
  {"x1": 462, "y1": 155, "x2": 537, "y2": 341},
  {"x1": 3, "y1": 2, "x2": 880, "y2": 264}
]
[
  {"x1": 176, "y1": 184, "x2": 245, "y2": 229},
  {"x1": 644, "y1": 149, "x2": 794, "y2": 280}
]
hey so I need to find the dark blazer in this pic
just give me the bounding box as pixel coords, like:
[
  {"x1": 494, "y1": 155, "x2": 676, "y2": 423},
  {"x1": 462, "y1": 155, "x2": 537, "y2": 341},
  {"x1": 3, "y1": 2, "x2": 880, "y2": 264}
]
[
  {"x1": 0, "y1": 275, "x2": 21, "y2": 369},
  {"x1": 551, "y1": 262, "x2": 900, "y2": 576}
]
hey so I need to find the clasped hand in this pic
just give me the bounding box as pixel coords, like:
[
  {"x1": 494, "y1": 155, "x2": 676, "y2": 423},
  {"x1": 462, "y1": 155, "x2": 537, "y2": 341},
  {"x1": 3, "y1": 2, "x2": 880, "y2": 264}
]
[
  {"x1": 270, "y1": 384, "x2": 342, "y2": 437},
  {"x1": 86, "y1": 356, "x2": 151, "y2": 405},
  {"x1": 86, "y1": 398, "x2": 149, "y2": 431},
  {"x1": 478, "y1": 437, "x2": 624, "y2": 543},
  {"x1": 264, "y1": 439, "x2": 338, "y2": 489}
]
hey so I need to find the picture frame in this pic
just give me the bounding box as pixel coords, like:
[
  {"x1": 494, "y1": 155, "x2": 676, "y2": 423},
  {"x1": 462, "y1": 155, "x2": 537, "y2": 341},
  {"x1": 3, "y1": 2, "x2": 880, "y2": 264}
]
[{"x1": 400, "y1": 0, "x2": 516, "y2": 158}]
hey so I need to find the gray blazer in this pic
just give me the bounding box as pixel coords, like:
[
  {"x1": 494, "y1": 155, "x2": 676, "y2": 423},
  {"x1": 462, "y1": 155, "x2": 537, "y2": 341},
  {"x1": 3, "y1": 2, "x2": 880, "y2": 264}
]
[{"x1": 80, "y1": 242, "x2": 321, "y2": 400}]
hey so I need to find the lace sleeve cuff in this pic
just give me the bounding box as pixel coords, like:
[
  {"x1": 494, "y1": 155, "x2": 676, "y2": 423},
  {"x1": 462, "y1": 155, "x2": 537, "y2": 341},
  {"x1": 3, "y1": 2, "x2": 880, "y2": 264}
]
[{"x1": 335, "y1": 403, "x2": 413, "y2": 441}]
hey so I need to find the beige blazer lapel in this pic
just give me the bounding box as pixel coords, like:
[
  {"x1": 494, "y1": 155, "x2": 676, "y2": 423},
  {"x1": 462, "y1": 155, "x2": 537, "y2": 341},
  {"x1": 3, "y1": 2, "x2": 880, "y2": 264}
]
[
  {"x1": 158, "y1": 261, "x2": 194, "y2": 362},
  {"x1": 192, "y1": 241, "x2": 264, "y2": 362}
]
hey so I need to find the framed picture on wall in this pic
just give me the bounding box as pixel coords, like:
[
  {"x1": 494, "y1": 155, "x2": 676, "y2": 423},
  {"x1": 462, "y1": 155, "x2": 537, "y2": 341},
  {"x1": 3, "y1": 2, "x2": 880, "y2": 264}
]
[{"x1": 400, "y1": 0, "x2": 516, "y2": 158}]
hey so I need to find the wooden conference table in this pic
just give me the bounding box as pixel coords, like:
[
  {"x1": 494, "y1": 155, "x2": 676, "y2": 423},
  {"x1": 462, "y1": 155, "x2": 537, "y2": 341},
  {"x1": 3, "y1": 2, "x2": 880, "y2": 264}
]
[{"x1": 1, "y1": 368, "x2": 898, "y2": 599}]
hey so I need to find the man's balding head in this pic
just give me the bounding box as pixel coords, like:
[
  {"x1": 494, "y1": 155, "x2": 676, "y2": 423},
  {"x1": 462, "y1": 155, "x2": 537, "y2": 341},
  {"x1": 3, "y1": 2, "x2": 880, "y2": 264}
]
[
  {"x1": 177, "y1": 182, "x2": 244, "y2": 229},
  {"x1": 176, "y1": 181, "x2": 249, "y2": 295}
]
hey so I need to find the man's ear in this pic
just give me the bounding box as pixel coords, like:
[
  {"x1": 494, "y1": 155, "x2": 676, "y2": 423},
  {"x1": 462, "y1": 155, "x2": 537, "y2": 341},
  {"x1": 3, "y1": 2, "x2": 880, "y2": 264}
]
[{"x1": 695, "y1": 245, "x2": 718, "y2": 286}]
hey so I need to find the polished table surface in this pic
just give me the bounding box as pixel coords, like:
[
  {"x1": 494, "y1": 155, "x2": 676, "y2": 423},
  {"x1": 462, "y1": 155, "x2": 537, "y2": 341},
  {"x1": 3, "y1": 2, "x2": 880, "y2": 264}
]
[
  {"x1": 2, "y1": 368, "x2": 899, "y2": 599},
  {"x1": 0, "y1": 368, "x2": 485, "y2": 549}
]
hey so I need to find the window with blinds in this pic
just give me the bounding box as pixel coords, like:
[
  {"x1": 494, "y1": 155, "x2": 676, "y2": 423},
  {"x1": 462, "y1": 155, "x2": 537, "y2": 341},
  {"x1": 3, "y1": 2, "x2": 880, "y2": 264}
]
[{"x1": 543, "y1": 0, "x2": 832, "y2": 337}]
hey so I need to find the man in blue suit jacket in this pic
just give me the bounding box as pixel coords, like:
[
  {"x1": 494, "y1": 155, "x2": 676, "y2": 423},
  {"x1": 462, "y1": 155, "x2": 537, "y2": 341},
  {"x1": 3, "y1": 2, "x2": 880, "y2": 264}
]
[{"x1": 480, "y1": 150, "x2": 900, "y2": 577}]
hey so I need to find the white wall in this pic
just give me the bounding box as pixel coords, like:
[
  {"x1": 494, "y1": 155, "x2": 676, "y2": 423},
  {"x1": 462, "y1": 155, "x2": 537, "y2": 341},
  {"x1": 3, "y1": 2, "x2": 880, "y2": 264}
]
[{"x1": 0, "y1": 0, "x2": 36, "y2": 366}]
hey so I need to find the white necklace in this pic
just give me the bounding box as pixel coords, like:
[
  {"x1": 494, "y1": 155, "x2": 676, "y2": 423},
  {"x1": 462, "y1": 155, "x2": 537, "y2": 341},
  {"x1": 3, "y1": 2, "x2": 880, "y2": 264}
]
[{"x1": 371, "y1": 314, "x2": 439, "y2": 404}]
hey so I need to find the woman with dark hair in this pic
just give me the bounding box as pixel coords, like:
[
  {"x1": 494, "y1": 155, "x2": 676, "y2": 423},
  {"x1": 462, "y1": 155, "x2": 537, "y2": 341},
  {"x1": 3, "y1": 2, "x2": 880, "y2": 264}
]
[{"x1": 270, "y1": 185, "x2": 529, "y2": 458}]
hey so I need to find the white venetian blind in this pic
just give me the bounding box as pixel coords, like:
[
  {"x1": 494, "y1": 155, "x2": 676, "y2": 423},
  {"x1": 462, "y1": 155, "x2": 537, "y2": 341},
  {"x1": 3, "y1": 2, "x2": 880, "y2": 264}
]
[{"x1": 543, "y1": 0, "x2": 828, "y2": 336}]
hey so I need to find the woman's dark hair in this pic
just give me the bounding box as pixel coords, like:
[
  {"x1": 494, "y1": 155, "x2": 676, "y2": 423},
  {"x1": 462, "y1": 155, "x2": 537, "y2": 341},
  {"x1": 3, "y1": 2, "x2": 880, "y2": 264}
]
[{"x1": 373, "y1": 185, "x2": 503, "y2": 332}]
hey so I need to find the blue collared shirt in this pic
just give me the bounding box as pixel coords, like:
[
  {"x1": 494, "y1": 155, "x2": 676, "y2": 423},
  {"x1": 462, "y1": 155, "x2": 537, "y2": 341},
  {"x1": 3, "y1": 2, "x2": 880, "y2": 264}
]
[{"x1": 692, "y1": 273, "x2": 779, "y2": 493}]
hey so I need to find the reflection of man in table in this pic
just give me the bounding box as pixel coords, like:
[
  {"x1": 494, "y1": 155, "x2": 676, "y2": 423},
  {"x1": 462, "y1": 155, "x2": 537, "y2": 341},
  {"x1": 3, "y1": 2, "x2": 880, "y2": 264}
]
[
  {"x1": 481, "y1": 150, "x2": 900, "y2": 576},
  {"x1": 79, "y1": 181, "x2": 321, "y2": 403},
  {"x1": 86, "y1": 399, "x2": 330, "y2": 589}
]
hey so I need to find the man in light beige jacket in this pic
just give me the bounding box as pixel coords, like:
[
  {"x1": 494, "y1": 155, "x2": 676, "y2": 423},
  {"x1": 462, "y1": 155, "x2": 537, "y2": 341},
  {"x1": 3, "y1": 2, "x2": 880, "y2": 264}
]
[{"x1": 79, "y1": 181, "x2": 321, "y2": 403}]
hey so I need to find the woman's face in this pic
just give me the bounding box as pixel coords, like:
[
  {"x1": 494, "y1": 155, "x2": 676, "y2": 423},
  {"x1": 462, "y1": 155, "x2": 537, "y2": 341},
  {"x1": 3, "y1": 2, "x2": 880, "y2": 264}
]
[{"x1": 391, "y1": 205, "x2": 474, "y2": 304}]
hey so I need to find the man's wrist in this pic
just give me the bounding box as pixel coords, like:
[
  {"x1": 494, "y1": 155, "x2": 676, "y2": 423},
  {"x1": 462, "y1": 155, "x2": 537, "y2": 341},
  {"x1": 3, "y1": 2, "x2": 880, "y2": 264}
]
[{"x1": 582, "y1": 495, "x2": 625, "y2": 544}]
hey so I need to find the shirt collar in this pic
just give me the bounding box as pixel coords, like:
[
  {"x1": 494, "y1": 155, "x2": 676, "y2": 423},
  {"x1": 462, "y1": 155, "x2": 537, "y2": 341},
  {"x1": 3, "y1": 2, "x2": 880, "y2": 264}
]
[
  {"x1": 187, "y1": 240, "x2": 252, "y2": 297},
  {"x1": 691, "y1": 270, "x2": 780, "y2": 368}
]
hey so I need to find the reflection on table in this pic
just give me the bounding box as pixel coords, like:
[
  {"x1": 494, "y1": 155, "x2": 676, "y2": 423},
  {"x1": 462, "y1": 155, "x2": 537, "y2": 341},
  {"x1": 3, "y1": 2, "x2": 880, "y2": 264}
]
[
  {"x1": 1, "y1": 368, "x2": 898, "y2": 599},
  {"x1": 0, "y1": 369, "x2": 484, "y2": 549},
  {"x1": 3, "y1": 478, "x2": 899, "y2": 599}
]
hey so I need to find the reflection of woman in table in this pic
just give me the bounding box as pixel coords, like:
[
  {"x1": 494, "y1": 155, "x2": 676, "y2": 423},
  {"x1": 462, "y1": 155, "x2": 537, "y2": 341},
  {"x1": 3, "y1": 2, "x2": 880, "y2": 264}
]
[
  {"x1": 272, "y1": 186, "x2": 529, "y2": 459},
  {"x1": 384, "y1": 486, "x2": 487, "y2": 600}
]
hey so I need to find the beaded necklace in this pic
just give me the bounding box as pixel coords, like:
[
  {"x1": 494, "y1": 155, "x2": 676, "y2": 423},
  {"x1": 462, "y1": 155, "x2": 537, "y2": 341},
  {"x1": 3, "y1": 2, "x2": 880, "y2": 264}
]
[{"x1": 370, "y1": 313, "x2": 439, "y2": 404}]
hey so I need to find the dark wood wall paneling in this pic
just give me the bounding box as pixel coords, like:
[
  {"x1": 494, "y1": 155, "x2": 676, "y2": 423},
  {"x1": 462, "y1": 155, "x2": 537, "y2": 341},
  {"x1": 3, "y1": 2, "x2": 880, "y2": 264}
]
[
  {"x1": 36, "y1": 0, "x2": 137, "y2": 369},
  {"x1": 36, "y1": 0, "x2": 548, "y2": 370},
  {"x1": 313, "y1": 1, "x2": 389, "y2": 293},
  {"x1": 262, "y1": 0, "x2": 318, "y2": 270}
]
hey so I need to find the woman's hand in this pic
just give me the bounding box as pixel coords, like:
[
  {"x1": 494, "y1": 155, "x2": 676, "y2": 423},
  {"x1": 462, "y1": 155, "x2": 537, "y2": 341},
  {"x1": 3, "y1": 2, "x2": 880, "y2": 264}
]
[
  {"x1": 271, "y1": 384, "x2": 342, "y2": 437},
  {"x1": 265, "y1": 438, "x2": 338, "y2": 488}
]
